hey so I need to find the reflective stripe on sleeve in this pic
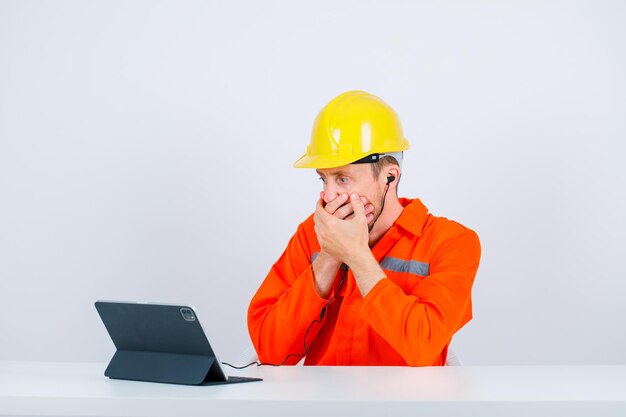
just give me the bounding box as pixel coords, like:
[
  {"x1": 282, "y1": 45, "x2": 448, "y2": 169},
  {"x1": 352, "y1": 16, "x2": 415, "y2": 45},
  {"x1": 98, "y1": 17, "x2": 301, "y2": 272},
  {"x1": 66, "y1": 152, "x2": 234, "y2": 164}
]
[{"x1": 311, "y1": 253, "x2": 428, "y2": 277}]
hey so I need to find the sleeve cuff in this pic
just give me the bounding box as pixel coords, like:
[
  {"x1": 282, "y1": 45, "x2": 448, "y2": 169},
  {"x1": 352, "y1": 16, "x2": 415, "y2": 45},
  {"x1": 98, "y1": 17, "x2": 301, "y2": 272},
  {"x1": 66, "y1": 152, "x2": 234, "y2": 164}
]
[
  {"x1": 361, "y1": 278, "x2": 402, "y2": 318},
  {"x1": 302, "y1": 264, "x2": 330, "y2": 307}
]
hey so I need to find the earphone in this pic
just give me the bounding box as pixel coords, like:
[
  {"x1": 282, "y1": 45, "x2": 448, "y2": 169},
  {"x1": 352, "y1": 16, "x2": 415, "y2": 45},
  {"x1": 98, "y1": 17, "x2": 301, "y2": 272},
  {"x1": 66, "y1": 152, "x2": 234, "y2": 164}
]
[{"x1": 386, "y1": 175, "x2": 395, "y2": 184}]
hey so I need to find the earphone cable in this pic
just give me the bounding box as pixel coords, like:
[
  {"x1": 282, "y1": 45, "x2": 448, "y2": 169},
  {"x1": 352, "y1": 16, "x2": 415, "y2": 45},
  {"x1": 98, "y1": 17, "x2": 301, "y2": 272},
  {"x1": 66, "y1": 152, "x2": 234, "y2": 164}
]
[{"x1": 222, "y1": 268, "x2": 347, "y2": 369}]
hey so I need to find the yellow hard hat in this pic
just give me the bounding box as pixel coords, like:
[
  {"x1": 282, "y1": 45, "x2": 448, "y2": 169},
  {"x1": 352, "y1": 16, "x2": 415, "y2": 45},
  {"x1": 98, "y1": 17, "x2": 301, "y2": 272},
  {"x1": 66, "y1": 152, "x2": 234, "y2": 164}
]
[{"x1": 293, "y1": 90, "x2": 410, "y2": 169}]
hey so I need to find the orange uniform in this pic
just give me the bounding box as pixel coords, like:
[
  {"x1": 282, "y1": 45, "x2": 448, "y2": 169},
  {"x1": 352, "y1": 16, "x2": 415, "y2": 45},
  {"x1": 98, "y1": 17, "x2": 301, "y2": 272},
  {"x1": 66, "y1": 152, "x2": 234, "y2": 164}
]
[{"x1": 248, "y1": 198, "x2": 481, "y2": 366}]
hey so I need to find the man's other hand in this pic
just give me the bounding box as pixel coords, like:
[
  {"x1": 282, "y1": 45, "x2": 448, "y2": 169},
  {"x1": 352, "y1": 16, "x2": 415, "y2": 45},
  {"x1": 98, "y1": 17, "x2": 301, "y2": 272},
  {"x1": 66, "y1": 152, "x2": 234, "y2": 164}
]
[
  {"x1": 320, "y1": 192, "x2": 375, "y2": 222},
  {"x1": 314, "y1": 193, "x2": 371, "y2": 265}
]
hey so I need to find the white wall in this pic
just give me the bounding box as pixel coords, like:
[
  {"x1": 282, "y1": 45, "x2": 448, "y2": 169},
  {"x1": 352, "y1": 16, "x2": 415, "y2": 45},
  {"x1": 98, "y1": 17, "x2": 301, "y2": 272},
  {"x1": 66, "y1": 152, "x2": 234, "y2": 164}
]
[{"x1": 1, "y1": 0, "x2": 624, "y2": 365}]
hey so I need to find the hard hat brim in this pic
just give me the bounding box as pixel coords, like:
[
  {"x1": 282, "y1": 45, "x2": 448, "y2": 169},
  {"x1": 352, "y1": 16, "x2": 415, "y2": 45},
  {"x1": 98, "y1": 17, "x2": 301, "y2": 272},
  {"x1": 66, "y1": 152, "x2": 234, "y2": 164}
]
[
  {"x1": 292, "y1": 154, "x2": 353, "y2": 169},
  {"x1": 293, "y1": 146, "x2": 408, "y2": 169}
]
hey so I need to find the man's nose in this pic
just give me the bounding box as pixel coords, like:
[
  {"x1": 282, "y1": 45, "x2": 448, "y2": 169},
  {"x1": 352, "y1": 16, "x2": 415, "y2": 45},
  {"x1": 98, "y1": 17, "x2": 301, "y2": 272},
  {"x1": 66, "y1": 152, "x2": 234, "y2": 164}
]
[{"x1": 322, "y1": 183, "x2": 339, "y2": 203}]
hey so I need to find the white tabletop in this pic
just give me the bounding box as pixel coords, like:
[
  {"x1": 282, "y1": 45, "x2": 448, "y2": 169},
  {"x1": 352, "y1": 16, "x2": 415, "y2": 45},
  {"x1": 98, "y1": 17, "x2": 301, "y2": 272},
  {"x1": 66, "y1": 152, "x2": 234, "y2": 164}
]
[{"x1": 0, "y1": 361, "x2": 625, "y2": 417}]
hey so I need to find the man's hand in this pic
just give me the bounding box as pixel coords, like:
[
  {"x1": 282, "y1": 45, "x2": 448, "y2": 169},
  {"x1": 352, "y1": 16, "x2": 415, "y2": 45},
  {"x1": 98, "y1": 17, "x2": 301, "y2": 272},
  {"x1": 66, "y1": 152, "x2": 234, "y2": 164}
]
[
  {"x1": 314, "y1": 193, "x2": 388, "y2": 297},
  {"x1": 314, "y1": 193, "x2": 371, "y2": 266},
  {"x1": 319, "y1": 192, "x2": 375, "y2": 222},
  {"x1": 312, "y1": 193, "x2": 375, "y2": 298}
]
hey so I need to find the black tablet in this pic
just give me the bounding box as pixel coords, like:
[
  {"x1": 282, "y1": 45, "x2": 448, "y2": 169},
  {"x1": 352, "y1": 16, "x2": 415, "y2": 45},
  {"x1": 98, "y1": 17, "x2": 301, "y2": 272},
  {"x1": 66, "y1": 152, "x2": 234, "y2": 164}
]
[{"x1": 95, "y1": 300, "x2": 261, "y2": 385}]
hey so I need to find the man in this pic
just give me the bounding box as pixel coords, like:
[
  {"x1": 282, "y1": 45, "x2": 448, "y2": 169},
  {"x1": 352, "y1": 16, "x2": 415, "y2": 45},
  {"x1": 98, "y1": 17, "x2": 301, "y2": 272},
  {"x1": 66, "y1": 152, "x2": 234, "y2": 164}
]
[{"x1": 248, "y1": 91, "x2": 481, "y2": 366}]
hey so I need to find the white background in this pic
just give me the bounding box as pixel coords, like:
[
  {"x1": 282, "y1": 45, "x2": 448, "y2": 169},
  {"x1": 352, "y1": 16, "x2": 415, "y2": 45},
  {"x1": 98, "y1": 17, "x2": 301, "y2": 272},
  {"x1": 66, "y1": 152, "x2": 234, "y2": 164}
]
[{"x1": 1, "y1": 0, "x2": 624, "y2": 365}]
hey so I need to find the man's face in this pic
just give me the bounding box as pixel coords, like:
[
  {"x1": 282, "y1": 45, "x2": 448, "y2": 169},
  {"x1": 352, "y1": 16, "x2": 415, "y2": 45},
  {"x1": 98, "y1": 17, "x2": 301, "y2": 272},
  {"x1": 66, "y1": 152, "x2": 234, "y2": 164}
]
[{"x1": 316, "y1": 164, "x2": 384, "y2": 229}]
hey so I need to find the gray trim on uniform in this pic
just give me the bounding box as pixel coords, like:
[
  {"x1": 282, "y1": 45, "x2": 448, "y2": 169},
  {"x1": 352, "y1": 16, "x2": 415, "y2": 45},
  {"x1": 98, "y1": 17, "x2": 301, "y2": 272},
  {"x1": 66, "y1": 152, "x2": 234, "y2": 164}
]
[
  {"x1": 311, "y1": 252, "x2": 429, "y2": 276},
  {"x1": 380, "y1": 256, "x2": 429, "y2": 276}
]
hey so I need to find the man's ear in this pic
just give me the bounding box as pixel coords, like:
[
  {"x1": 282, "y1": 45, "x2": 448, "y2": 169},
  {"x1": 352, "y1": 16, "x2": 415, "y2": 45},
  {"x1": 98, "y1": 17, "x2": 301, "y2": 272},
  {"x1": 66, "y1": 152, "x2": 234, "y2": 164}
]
[{"x1": 385, "y1": 166, "x2": 400, "y2": 186}]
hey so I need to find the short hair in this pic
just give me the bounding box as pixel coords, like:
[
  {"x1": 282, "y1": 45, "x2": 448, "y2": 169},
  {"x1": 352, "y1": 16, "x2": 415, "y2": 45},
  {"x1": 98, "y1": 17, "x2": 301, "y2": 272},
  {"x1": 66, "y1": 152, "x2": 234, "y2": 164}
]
[{"x1": 371, "y1": 155, "x2": 399, "y2": 179}]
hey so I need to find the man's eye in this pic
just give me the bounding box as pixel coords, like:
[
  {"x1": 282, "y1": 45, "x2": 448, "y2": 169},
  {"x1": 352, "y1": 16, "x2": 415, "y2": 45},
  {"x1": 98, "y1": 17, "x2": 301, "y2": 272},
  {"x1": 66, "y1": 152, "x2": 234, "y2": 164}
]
[
  {"x1": 338, "y1": 177, "x2": 349, "y2": 184},
  {"x1": 318, "y1": 177, "x2": 327, "y2": 184}
]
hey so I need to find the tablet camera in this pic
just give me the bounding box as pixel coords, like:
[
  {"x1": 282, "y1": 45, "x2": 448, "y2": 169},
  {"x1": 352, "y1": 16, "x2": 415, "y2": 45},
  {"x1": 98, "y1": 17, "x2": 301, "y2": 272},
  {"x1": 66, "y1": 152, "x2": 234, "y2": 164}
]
[{"x1": 180, "y1": 308, "x2": 196, "y2": 322}]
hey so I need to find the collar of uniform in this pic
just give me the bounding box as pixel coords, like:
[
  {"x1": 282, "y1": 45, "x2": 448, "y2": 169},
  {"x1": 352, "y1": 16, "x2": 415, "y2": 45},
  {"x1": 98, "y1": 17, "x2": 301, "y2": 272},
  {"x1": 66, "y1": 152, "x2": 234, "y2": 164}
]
[{"x1": 394, "y1": 198, "x2": 429, "y2": 237}]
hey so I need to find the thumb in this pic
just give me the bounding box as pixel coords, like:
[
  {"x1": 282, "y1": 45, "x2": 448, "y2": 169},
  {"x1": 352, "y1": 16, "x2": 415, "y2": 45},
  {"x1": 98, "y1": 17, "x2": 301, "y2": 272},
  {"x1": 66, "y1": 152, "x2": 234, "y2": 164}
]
[{"x1": 349, "y1": 193, "x2": 366, "y2": 222}]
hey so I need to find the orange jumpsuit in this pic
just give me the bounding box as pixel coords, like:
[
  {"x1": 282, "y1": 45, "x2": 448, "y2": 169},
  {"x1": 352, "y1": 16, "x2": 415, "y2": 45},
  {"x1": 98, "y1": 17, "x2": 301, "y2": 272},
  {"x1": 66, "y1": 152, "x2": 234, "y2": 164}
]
[{"x1": 248, "y1": 198, "x2": 481, "y2": 366}]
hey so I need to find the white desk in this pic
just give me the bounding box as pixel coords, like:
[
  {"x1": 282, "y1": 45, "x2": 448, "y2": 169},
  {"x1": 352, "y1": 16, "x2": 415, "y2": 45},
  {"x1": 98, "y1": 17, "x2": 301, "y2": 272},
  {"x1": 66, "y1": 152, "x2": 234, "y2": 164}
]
[{"x1": 0, "y1": 362, "x2": 624, "y2": 417}]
